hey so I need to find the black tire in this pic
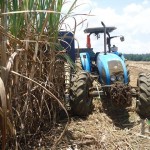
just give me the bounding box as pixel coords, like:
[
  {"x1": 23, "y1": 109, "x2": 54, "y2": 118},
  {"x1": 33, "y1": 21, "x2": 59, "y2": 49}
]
[
  {"x1": 136, "y1": 73, "x2": 150, "y2": 119},
  {"x1": 75, "y1": 58, "x2": 82, "y2": 72},
  {"x1": 70, "y1": 71, "x2": 93, "y2": 116}
]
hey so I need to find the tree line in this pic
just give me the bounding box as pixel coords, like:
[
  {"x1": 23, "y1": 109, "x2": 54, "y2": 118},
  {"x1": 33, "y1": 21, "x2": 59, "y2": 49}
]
[{"x1": 124, "y1": 54, "x2": 150, "y2": 61}]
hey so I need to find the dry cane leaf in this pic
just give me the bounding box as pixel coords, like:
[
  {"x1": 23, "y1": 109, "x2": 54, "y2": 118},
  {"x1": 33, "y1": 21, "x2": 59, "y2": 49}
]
[{"x1": 0, "y1": 77, "x2": 7, "y2": 150}]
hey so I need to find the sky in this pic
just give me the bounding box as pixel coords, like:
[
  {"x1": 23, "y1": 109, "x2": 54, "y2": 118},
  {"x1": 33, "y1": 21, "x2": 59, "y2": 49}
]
[{"x1": 62, "y1": 0, "x2": 150, "y2": 54}]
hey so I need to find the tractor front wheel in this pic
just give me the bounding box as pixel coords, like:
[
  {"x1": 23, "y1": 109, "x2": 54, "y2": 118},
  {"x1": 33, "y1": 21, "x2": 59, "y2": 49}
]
[
  {"x1": 136, "y1": 73, "x2": 150, "y2": 119},
  {"x1": 70, "y1": 71, "x2": 93, "y2": 116}
]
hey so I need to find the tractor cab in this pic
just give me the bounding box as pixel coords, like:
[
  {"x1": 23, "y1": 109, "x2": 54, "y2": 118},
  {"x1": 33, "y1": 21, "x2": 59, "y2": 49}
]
[
  {"x1": 79, "y1": 22, "x2": 129, "y2": 85},
  {"x1": 84, "y1": 25, "x2": 124, "y2": 56}
]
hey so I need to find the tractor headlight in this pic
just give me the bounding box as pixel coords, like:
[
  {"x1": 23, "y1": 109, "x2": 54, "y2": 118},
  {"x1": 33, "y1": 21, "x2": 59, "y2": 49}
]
[
  {"x1": 117, "y1": 75, "x2": 124, "y2": 81},
  {"x1": 110, "y1": 75, "x2": 116, "y2": 82}
]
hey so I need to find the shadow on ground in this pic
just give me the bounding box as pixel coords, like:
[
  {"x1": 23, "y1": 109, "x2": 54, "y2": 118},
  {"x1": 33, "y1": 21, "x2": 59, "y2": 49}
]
[{"x1": 99, "y1": 96, "x2": 135, "y2": 129}]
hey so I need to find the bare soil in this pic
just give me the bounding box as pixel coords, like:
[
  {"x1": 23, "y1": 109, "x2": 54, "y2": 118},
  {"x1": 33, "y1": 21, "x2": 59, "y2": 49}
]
[
  {"x1": 128, "y1": 61, "x2": 150, "y2": 87},
  {"x1": 57, "y1": 61, "x2": 150, "y2": 150}
]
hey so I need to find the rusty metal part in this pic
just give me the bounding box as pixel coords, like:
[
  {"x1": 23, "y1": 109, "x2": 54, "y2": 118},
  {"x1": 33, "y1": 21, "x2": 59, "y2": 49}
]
[{"x1": 110, "y1": 83, "x2": 132, "y2": 107}]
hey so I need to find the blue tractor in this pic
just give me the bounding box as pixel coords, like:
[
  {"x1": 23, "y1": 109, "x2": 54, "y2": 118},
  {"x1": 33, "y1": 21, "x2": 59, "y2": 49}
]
[{"x1": 61, "y1": 22, "x2": 150, "y2": 118}]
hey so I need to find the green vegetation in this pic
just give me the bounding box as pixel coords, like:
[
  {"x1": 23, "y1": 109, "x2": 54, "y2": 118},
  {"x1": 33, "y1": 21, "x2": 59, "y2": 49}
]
[
  {"x1": 124, "y1": 54, "x2": 150, "y2": 61},
  {"x1": 0, "y1": 0, "x2": 78, "y2": 149}
]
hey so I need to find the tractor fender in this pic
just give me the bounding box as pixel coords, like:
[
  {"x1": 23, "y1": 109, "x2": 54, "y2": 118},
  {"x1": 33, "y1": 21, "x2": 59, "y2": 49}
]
[{"x1": 79, "y1": 52, "x2": 91, "y2": 72}]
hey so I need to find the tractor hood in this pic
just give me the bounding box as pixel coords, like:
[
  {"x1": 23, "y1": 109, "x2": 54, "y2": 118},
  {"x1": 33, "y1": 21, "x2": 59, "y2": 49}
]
[{"x1": 96, "y1": 53, "x2": 128, "y2": 85}]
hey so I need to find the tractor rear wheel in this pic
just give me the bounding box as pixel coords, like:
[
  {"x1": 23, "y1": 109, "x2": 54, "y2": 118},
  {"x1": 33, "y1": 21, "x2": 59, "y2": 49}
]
[
  {"x1": 75, "y1": 58, "x2": 82, "y2": 71},
  {"x1": 136, "y1": 73, "x2": 150, "y2": 119},
  {"x1": 70, "y1": 71, "x2": 93, "y2": 116}
]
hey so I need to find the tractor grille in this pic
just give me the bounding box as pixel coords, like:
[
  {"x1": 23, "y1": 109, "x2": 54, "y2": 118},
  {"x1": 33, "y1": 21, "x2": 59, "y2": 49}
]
[
  {"x1": 108, "y1": 60, "x2": 124, "y2": 83},
  {"x1": 108, "y1": 60, "x2": 123, "y2": 75}
]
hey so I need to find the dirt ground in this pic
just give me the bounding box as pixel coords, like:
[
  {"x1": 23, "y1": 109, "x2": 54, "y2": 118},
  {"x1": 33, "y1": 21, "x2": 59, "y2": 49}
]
[
  {"x1": 128, "y1": 61, "x2": 150, "y2": 87},
  {"x1": 57, "y1": 61, "x2": 150, "y2": 150}
]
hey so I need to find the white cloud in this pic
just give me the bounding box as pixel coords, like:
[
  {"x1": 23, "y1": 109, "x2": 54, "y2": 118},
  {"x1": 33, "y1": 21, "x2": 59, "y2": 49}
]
[
  {"x1": 143, "y1": 0, "x2": 149, "y2": 5},
  {"x1": 123, "y1": 3, "x2": 143, "y2": 15},
  {"x1": 63, "y1": 1, "x2": 150, "y2": 54}
]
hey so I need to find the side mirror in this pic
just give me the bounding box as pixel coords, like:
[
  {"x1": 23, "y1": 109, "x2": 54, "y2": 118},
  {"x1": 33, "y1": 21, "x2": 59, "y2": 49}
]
[{"x1": 120, "y1": 36, "x2": 125, "y2": 42}]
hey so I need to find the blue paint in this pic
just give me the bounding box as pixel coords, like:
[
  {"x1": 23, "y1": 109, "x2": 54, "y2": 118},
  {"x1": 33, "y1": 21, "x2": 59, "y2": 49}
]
[
  {"x1": 112, "y1": 51, "x2": 126, "y2": 61},
  {"x1": 80, "y1": 52, "x2": 91, "y2": 72},
  {"x1": 96, "y1": 53, "x2": 128, "y2": 85}
]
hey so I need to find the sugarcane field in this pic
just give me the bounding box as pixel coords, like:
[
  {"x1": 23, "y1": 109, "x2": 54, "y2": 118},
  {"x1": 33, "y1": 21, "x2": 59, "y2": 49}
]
[{"x1": 0, "y1": 1, "x2": 150, "y2": 150}]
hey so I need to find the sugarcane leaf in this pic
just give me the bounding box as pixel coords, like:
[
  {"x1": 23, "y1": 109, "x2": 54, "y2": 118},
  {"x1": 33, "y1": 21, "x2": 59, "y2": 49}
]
[{"x1": 0, "y1": 77, "x2": 7, "y2": 150}]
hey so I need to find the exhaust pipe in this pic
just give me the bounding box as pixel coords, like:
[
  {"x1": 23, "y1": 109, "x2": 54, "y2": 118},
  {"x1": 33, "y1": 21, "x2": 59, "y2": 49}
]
[{"x1": 101, "y1": 21, "x2": 107, "y2": 55}]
